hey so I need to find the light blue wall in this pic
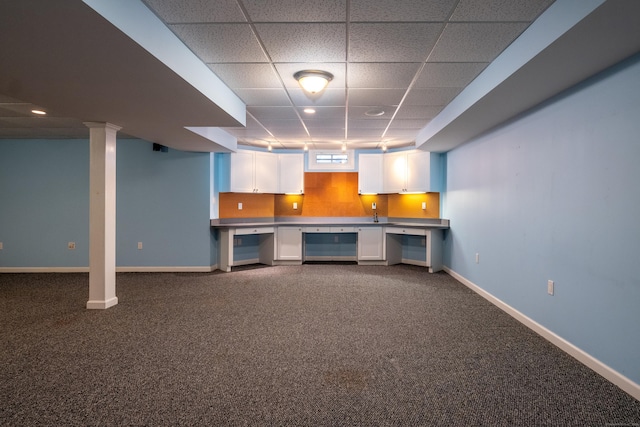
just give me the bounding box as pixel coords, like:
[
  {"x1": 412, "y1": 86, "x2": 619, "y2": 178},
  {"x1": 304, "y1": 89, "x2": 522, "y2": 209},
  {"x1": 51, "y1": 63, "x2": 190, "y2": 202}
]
[
  {"x1": 0, "y1": 138, "x2": 216, "y2": 269},
  {"x1": 116, "y1": 139, "x2": 214, "y2": 267},
  {"x1": 442, "y1": 54, "x2": 640, "y2": 383},
  {"x1": 0, "y1": 140, "x2": 90, "y2": 267}
]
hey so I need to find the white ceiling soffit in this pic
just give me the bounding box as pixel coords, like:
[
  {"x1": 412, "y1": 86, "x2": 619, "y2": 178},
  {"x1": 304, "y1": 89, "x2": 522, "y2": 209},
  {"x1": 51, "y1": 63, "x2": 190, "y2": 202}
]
[
  {"x1": 0, "y1": 0, "x2": 245, "y2": 152},
  {"x1": 416, "y1": 0, "x2": 640, "y2": 152}
]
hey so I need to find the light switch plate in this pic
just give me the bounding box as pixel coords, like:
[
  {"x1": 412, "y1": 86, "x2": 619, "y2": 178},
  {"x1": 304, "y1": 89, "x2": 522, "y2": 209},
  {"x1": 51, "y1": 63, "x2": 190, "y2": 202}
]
[
  {"x1": 238, "y1": 202, "x2": 243, "y2": 210},
  {"x1": 422, "y1": 202, "x2": 427, "y2": 210},
  {"x1": 293, "y1": 202, "x2": 298, "y2": 210}
]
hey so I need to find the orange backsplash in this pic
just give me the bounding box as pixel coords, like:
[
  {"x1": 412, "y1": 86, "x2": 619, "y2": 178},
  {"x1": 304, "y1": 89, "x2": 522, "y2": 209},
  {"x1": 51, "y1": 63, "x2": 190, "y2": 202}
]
[{"x1": 219, "y1": 172, "x2": 439, "y2": 219}]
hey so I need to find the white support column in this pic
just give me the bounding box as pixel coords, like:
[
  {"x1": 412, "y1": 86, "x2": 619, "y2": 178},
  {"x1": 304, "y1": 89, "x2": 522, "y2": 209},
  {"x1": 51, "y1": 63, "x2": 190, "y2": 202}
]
[{"x1": 85, "y1": 122, "x2": 121, "y2": 309}]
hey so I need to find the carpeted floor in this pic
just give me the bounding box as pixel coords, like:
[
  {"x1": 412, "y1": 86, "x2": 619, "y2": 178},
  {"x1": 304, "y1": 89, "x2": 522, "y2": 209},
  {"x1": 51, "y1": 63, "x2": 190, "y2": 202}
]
[{"x1": 1, "y1": 264, "x2": 639, "y2": 426}]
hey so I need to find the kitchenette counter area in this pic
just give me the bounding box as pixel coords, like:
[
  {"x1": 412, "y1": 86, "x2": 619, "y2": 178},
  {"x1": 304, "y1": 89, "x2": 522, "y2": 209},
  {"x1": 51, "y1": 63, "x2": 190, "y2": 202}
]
[{"x1": 211, "y1": 217, "x2": 449, "y2": 273}]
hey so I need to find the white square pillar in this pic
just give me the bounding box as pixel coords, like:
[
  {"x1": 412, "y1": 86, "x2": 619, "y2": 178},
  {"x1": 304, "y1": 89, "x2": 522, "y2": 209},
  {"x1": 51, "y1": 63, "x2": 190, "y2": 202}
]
[{"x1": 85, "y1": 122, "x2": 121, "y2": 309}]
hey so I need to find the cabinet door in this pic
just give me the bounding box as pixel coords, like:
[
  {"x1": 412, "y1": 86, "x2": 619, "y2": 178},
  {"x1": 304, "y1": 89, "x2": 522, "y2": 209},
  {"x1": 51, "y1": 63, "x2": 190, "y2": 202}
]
[
  {"x1": 230, "y1": 151, "x2": 255, "y2": 193},
  {"x1": 358, "y1": 227, "x2": 385, "y2": 260},
  {"x1": 358, "y1": 154, "x2": 383, "y2": 194},
  {"x1": 383, "y1": 151, "x2": 407, "y2": 193},
  {"x1": 406, "y1": 150, "x2": 430, "y2": 192},
  {"x1": 254, "y1": 152, "x2": 278, "y2": 193},
  {"x1": 276, "y1": 227, "x2": 303, "y2": 260},
  {"x1": 278, "y1": 153, "x2": 304, "y2": 194}
]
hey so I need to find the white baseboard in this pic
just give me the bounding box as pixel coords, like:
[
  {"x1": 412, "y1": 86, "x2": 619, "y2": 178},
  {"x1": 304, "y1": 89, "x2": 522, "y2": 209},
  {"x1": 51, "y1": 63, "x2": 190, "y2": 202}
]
[
  {"x1": 304, "y1": 256, "x2": 357, "y2": 262},
  {"x1": 1, "y1": 266, "x2": 218, "y2": 273},
  {"x1": 0, "y1": 267, "x2": 90, "y2": 273},
  {"x1": 443, "y1": 266, "x2": 640, "y2": 401}
]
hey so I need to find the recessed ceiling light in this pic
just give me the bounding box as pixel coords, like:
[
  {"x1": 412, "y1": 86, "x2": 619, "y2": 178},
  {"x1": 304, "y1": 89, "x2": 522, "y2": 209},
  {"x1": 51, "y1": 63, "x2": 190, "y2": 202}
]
[
  {"x1": 365, "y1": 108, "x2": 385, "y2": 117},
  {"x1": 31, "y1": 109, "x2": 47, "y2": 115},
  {"x1": 303, "y1": 108, "x2": 316, "y2": 114}
]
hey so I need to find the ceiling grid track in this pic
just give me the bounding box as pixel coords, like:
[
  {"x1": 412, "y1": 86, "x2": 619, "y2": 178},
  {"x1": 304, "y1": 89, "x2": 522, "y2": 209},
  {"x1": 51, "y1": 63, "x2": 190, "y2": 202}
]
[{"x1": 380, "y1": 0, "x2": 462, "y2": 143}]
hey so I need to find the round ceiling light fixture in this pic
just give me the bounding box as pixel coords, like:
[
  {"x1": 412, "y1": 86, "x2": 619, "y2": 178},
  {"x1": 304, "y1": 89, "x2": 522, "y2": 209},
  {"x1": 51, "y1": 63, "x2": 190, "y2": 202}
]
[{"x1": 294, "y1": 70, "x2": 334, "y2": 94}]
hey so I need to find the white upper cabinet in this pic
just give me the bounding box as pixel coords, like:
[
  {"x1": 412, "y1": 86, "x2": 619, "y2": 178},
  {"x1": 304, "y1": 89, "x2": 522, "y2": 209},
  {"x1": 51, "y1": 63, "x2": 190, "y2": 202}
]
[
  {"x1": 383, "y1": 150, "x2": 430, "y2": 193},
  {"x1": 358, "y1": 153, "x2": 383, "y2": 194},
  {"x1": 230, "y1": 150, "x2": 278, "y2": 193},
  {"x1": 278, "y1": 153, "x2": 304, "y2": 194}
]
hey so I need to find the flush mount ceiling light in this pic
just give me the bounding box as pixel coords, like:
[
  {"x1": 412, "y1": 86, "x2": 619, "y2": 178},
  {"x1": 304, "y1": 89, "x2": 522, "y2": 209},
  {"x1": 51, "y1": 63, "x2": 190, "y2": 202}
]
[{"x1": 294, "y1": 70, "x2": 333, "y2": 94}]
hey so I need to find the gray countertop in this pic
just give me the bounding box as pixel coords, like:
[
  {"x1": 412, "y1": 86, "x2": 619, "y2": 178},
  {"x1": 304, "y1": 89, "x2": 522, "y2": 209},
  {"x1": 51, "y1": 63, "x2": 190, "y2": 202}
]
[{"x1": 210, "y1": 217, "x2": 449, "y2": 229}]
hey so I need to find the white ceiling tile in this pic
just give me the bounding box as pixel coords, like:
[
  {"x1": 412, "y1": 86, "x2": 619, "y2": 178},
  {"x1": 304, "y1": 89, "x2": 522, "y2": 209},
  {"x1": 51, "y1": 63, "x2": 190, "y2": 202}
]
[
  {"x1": 305, "y1": 119, "x2": 347, "y2": 130},
  {"x1": 233, "y1": 89, "x2": 292, "y2": 106},
  {"x1": 347, "y1": 128, "x2": 386, "y2": 139},
  {"x1": 297, "y1": 106, "x2": 345, "y2": 120},
  {"x1": 248, "y1": 106, "x2": 299, "y2": 121},
  {"x1": 169, "y1": 23, "x2": 267, "y2": 63},
  {"x1": 350, "y1": 0, "x2": 457, "y2": 22},
  {"x1": 394, "y1": 105, "x2": 444, "y2": 120},
  {"x1": 242, "y1": 0, "x2": 345, "y2": 22},
  {"x1": 387, "y1": 119, "x2": 428, "y2": 129},
  {"x1": 347, "y1": 63, "x2": 422, "y2": 88},
  {"x1": 289, "y1": 88, "x2": 346, "y2": 107},
  {"x1": 275, "y1": 63, "x2": 346, "y2": 89},
  {"x1": 403, "y1": 87, "x2": 462, "y2": 106},
  {"x1": 451, "y1": 0, "x2": 555, "y2": 22},
  {"x1": 429, "y1": 23, "x2": 528, "y2": 62},
  {"x1": 415, "y1": 62, "x2": 488, "y2": 88},
  {"x1": 349, "y1": 23, "x2": 442, "y2": 62},
  {"x1": 255, "y1": 23, "x2": 346, "y2": 62},
  {"x1": 143, "y1": 0, "x2": 245, "y2": 23},
  {"x1": 208, "y1": 63, "x2": 282, "y2": 88},
  {"x1": 348, "y1": 119, "x2": 389, "y2": 130},
  {"x1": 348, "y1": 89, "x2": 405, "y2": 107},
  {"x1": 348, "y1": 106, "x2": 395, "y2": 120}
]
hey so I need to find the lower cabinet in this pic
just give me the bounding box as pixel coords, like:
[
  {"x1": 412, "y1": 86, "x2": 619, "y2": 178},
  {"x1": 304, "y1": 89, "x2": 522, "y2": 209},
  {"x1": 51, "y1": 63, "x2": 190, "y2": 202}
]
[
  {"x1": 275, "y1": 226, "x2": 303, "y2": 263},
  {"x1": 357, "y1": 226, "x2": 385, "y2": 262}
]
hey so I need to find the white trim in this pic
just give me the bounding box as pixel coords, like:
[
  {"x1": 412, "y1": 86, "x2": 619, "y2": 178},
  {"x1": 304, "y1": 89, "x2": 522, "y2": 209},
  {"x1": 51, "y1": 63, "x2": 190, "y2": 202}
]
[
  {"x1": 1, "y1": 266, "x2": 218, "y2": 273},
  {"x1": 0, "y1": 267, "x2": 90, "y2": 273},
  {"x1": 116, "y1": 266, "x2": 217, "y2": 273},
  {"x1": 443, "y1": 266, "x2": 640, "y2": 401},
  {"x1": 303, "y1": 256, "x2": 357, "y2": 262}
]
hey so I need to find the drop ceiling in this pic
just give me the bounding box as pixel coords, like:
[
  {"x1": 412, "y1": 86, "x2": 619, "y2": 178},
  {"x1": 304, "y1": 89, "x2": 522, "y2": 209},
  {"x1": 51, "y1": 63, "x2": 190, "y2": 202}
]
[
  {"x1": 1, "y1": 1, "x2": 639, "y2": 153},
  {"x1": 143, "y1": 0, "x2": 555, "y2": 151}
]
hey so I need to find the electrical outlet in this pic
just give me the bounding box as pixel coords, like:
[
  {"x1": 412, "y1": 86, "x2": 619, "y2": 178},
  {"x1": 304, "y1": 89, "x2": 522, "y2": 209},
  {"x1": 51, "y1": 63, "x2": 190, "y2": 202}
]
[
  {"x1": 422, "y1": 201, "x2": 427, "y2": 210},
  {"x1": 68, "y1": 242, "x2": 76, "y2": 250},
  {"x1": 475, "y1": 253, "x2": 479, "y2": 264},
  {"x1": 137, "y1": 242, "x2": 143, "y2": 250},
  {"x1": 547, "y1": 280, "x2": 554, "y2": 295},
  {"x1": 238, "y1": 202, "x2": 243, "y2": 210},
  {"x1": 293, "y1": 202, "x2": 298, "y2": 210},
  {"x1": 372, "y1": 202, "x2": 377, "y2": 210}
]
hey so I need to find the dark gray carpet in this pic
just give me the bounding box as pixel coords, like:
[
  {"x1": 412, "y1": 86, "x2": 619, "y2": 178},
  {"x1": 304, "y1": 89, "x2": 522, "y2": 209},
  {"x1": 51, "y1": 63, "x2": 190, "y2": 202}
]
[{"x1": 1, "y1": 264, "x2": 639, "y2": 426}]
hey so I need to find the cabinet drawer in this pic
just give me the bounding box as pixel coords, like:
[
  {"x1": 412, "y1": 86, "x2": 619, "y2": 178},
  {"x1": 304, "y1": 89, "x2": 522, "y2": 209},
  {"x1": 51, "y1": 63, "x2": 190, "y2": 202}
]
[
  {"x1": 303, "y1": 226, "x2": 331, "y2": 233},
  {"x1": 235, "y1": 226, "x2": 274, "y2": 235},
  {"x1": 385, "y1": 226, "x2": 426, "y2": 236},
  {"x1": 331, "y1": 226, "x2": 356, "y2": 233}
]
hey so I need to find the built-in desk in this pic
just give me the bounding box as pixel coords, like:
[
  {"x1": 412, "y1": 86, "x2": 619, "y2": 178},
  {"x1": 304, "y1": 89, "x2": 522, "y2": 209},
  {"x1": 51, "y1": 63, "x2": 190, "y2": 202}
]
[
  {"x1": 212, "y1": 218, "x2": 449, "y2": 273},
  {"x1": 218, "y1": 226, "x2": 275, "y2": 272},
  {"x1": 385, "y1": 226, "x2": 444, "y2": 273}
]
